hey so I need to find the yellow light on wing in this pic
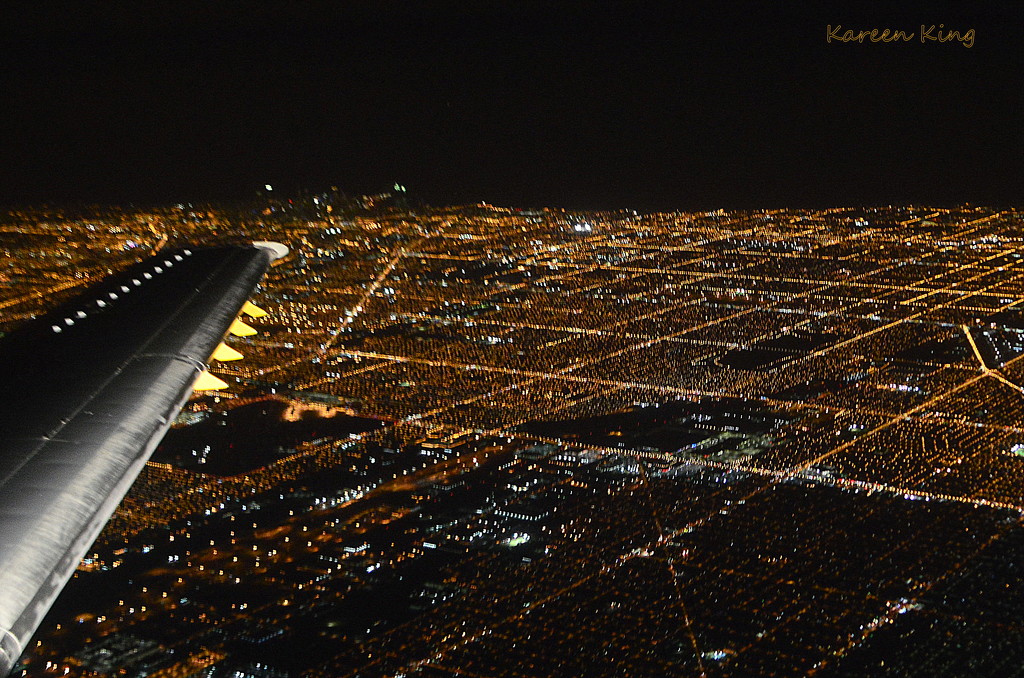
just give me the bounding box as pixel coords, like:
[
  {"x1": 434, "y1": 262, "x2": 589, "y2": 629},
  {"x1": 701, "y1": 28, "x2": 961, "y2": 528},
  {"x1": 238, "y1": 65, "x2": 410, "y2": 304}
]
[
  {"x1": 229, "y1": 319, "x2": 257, "y2": 337},
  {"x1": 211, "y1": 343, "x2": 244, "y2": 361},
  {"x1": 194, "y1": 371, "x2": 228, "y2": 391},
  {"x1": 241, "y1": 301, "x2": 269, "y2": 318}
]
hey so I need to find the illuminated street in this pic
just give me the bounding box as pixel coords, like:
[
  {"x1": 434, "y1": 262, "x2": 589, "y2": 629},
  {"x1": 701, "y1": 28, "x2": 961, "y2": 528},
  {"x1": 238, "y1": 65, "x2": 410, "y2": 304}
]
[{"x1": 3, "y1": 201, "x2": 1024, "y2": 676}]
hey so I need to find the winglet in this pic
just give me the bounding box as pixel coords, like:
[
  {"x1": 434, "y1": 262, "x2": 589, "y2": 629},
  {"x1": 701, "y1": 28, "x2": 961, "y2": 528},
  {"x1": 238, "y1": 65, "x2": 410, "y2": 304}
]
[{"x1": 253, "y1": 241, "x2": 289, "y2": 260}]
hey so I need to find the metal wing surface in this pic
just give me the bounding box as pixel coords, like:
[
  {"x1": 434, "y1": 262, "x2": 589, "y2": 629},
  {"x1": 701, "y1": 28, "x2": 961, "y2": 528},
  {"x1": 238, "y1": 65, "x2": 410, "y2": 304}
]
[{"x1": 0, "y1": 242, "x2": 286, "y2": 674}]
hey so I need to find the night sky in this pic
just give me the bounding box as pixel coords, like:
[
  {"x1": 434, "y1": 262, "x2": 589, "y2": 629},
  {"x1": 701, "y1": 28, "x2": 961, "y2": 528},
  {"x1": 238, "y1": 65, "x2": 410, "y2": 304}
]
[{"x1": 1, "y1": 1, "x2": 1021, "y2": 210}]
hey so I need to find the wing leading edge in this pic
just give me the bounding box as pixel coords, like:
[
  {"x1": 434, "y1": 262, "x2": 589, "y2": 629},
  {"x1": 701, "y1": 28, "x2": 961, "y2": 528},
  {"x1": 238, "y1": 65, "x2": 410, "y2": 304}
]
[{"x1": 0, "y1": 242, "x2": 287, "y2": 675}]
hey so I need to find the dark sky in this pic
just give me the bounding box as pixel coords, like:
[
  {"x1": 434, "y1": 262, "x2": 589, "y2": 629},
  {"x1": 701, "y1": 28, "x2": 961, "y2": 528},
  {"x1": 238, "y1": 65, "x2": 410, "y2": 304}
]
[{"x1": 1, "y1": 1, "x2": 1021, "y2": 210}]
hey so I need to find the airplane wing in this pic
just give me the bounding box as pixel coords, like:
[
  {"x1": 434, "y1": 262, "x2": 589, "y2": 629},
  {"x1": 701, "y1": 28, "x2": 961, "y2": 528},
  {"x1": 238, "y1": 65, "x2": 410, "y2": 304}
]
[{"x1": 0, "y1": 241, "x2": 287, "y2": 675}]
